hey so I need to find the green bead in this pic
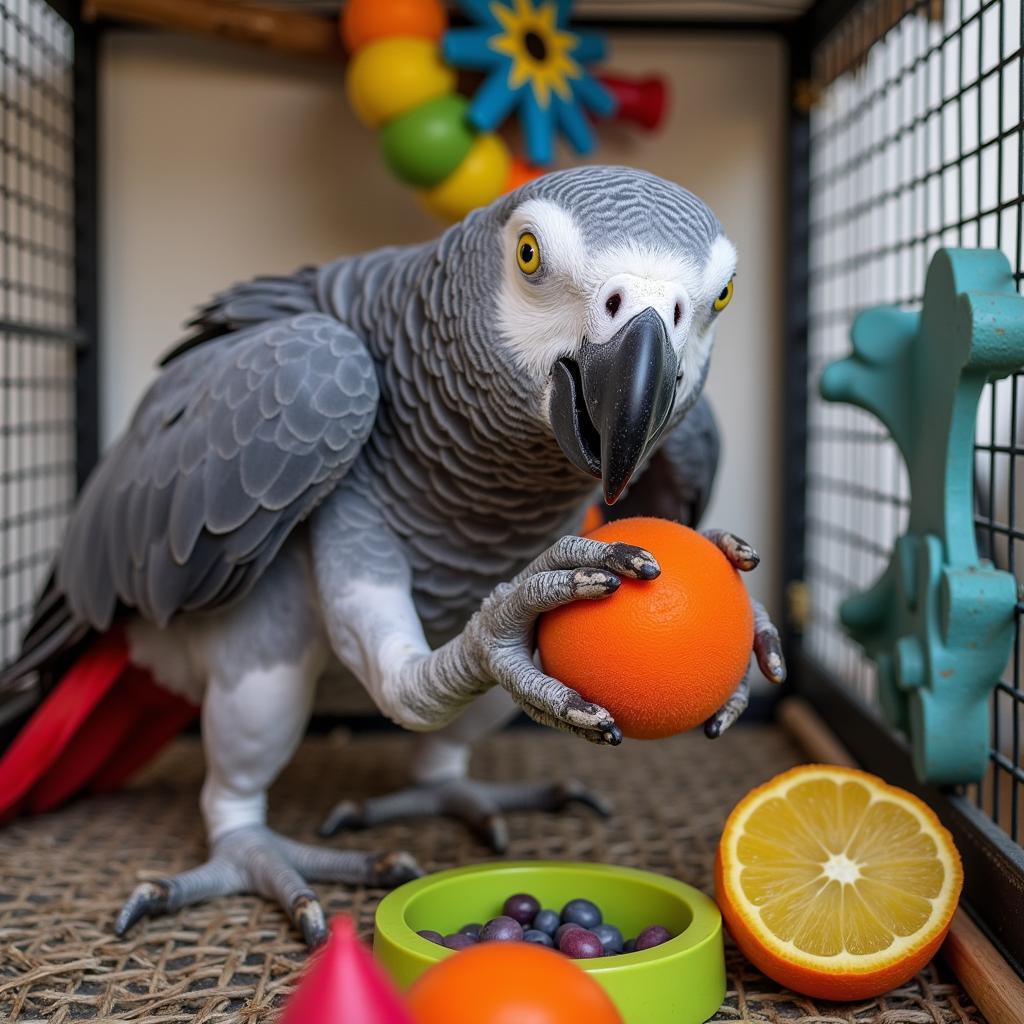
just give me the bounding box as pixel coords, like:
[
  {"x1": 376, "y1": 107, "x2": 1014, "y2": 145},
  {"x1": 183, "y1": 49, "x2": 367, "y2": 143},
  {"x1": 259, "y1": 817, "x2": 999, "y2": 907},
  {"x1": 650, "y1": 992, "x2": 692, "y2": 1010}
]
[{"x1": 380, "y1": 95, "x2": 475, "y2": 188}]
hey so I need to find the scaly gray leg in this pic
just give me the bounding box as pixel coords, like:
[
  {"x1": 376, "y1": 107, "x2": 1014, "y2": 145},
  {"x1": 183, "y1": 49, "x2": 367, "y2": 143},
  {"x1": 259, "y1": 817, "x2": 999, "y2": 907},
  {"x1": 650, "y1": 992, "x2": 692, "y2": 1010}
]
[
  {"x1": 321, "y1": 778, "x2": 610, "y2": 854},
  {"x1": 701, "y1": 531, "x2": 787, "y2": 738},
  {"x1": 115, "y1": 825, "x2": 422, "y2": 947}
]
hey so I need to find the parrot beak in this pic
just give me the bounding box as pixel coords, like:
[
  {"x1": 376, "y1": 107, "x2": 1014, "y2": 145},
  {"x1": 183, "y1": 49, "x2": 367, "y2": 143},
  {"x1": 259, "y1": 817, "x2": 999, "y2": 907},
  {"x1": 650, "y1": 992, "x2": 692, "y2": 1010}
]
[{"x1": 550, "y1": 306, "x2": 679, "y2": 504}]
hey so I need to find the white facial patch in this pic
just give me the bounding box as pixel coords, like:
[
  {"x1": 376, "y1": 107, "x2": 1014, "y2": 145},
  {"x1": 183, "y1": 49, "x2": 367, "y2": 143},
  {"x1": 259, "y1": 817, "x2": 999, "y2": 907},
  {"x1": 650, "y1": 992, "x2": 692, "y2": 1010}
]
[
  {"x1": 677, "y1": 234, "x2": 738, "y2": 400},
  {"x1": 496, "y1": 199, "x2": 738, "y2": 415},
  {"x1": 497, "y1": 198, "x2": 591, "y2": 380}
]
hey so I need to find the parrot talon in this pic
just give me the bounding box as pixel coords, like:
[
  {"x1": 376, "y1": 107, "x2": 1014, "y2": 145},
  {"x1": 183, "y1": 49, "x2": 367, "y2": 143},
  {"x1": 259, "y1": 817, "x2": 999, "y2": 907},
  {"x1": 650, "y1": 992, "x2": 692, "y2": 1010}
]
[
  {"x1": 570, "y1": 569, "x2": 621, "y2": 598},
  {"x1": 481, "y1": 814, "x2": 509, "y2": 854},
  {"x1": 554, "y1": 778, "x2": 613, "y2": 816},
  {"x1": 604, "y1": 542, "x2": 661, "y2": 580},
  {"x1": 293, "y1": 895, "x2": 328, "y2": 949},
  {"x1": 370, "y1": 851, "x2": 426, "y2": 887},
  {"x1": 601, "y1": 726, "x2": 623, "y2": 746},
  {"x1": 703, "y1": 529, "x2": 760, "y2": 572},
  {"x1": 318, "y1": 799, "x2": 365, "y2": 837},
  {"x1": 112, "y1": 826, "x2": 419, "y2": 947},
  {"x1": 114, "y1": 880, "x2": 169, "y2": 937},
  {"x1": 752, "y1": 597, "x2": 787, "y2": 685},
  {"x1": 319, "y1": 777, "x2": 610, "y2": 854},
  {"x1": 704, "y1": 675, "x2": 751, "y2": 738}
]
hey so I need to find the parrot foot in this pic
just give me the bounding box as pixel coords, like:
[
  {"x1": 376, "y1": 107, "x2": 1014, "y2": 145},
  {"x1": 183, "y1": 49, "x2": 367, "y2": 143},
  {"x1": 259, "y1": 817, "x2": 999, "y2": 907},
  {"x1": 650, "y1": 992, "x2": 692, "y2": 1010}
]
[
  {"x1": 704, "y1": 674, "x2": 750, "y2": 738},
  {"x1": 113, "y1": 824, "x2": 423, "y2": 947},
  {"x1": 466, "y1": 535, "x2": 664, "y2": 745},
  {"x1": 319, "y1": 777, "x2": 611, "y2": 854}
]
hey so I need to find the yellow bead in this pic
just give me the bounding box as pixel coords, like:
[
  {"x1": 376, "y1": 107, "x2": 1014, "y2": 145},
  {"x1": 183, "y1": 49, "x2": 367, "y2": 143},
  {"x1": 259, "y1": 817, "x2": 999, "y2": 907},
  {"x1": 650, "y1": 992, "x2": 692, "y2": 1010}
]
[
  {"x1": 419, "y1": 134, "x2": 511, "y2": 222},
  {"x1": 345, "y1": 38, "x2": 455, "y2": 128}
]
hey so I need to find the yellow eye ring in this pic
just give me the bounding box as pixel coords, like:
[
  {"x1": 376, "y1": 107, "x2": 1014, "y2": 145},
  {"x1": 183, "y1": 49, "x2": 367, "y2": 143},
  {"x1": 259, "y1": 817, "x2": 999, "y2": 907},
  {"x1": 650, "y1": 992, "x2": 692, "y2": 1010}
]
[
  {"x1": 516, "y1": 232, "x2": 541, "y2": 275},
  {"x1": 714, "y1": 278, "x2": 734, "y2": 312}
]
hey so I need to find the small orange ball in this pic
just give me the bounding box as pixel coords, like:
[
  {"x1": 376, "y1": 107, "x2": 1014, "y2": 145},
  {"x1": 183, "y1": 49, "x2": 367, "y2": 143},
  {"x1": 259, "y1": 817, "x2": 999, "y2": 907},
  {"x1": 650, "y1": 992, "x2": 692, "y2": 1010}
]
[
  {"x1": 537, "y1": 517, "x2": 754, "y2": 740},
  {"x1": 407, "y1": 942, "x2": 623, "y2": 1024},
  {"x1": 341, "y1": 0, "x2": 447, "y2": 54}
]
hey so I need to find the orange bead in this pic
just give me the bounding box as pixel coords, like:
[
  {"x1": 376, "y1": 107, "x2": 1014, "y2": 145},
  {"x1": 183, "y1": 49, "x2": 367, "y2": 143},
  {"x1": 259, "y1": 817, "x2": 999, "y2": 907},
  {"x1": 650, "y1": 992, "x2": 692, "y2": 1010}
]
[
  {"x1": 341, "y1": 0, "x2": 447, "y2": 54},
  {"x1": 407, "y1": 942, "x2": 623, "y2": 1024},
  {"x1": 537, "y1": 517, "x2": 753, "y2": 740},
  {"x1": 504, "y1": 155, "x2": 544, "y2": 192}
]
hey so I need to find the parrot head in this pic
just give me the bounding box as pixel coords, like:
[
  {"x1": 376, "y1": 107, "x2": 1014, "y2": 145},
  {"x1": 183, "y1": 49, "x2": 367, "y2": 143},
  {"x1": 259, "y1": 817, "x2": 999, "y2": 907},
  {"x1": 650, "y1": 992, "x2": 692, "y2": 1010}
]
[{"x1": 488, "y1": 166, "x2": 736, "y2": 504}]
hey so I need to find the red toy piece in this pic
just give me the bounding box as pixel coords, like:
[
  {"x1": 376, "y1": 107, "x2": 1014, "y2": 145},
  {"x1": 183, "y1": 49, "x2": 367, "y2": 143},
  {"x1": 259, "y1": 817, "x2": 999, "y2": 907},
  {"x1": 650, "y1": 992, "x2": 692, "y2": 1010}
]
[
  {"x1": 279, "y1": 916, "x2": 415, "y2": 1024},
  {"x1": 598, "y1": 74, "x2": 668, "y2": 132}
]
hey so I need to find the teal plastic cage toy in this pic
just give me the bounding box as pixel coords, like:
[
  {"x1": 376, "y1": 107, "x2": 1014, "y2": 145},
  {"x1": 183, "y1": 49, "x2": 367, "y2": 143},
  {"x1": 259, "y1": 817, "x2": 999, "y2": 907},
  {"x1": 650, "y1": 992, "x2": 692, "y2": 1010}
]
[{"x1": 820, "y1": 248, "x2": 1024, "y2": 784}]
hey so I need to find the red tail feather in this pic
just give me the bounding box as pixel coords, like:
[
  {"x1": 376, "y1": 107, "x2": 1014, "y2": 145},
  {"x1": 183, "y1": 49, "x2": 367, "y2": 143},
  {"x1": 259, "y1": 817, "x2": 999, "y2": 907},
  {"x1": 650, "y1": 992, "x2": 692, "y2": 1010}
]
[
  {"x1": 0, "y1": 632, "x2": 198, "y2": 819},
  {"x1": 91, "y1": 671, "x2": 197, "y2": 794}
]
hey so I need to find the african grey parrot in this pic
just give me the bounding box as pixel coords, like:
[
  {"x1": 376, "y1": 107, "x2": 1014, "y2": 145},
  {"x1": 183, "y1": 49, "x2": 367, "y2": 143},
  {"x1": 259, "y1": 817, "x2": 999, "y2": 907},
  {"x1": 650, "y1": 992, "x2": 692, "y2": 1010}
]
[{"x1": 0, "y1": 166, "x2": 784, "y2": 947}]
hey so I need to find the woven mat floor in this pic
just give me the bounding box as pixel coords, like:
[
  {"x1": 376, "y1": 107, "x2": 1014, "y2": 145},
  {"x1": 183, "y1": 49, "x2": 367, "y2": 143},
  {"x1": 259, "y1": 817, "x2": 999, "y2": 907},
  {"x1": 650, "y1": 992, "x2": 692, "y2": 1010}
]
[{"x1": 0, "y1": 723, "x2": 985, "y2": 1023}]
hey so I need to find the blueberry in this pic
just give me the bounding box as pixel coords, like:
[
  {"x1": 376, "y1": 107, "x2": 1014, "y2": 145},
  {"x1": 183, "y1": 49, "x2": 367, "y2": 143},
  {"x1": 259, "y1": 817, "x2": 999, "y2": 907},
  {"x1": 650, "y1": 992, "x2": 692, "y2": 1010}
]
[
  {"x1": 635, "y1": 925, "x2": 673, "y2": 950},
  {"x1": 443, "y1": 932, "x2": 477, "y2": 950},
  {"x1": 531, "y1": 908, "x2": 560, "y2": 936},
  {"x1": 417, "y1": 929, "x2": 444, "y2": 946},
  {"x1": 480, "y1": 915, "x2": 524, "y2": 942},
  {"x1": 554, "y1": 922, "x2": 584, "y2": 944},
  {"x1": 458, "y1": 922, "x2": 482, "y2": 939},
  {"x1": 622, "y1": 938, "x2": 636, "y2": 953},
  {"x1": 503, "y1": 893, "x2": 541, "y2": 926},
  {"x1": 592, "y1": 922, "x2": 624, "y2": 953},
  {"x1": 561, "y1": 898, "x2": 602, "y2": 929},
  {"x1": 558, "y1": 927, "x2": 605, "y2": 959},
  {"x1": 523, "y1": 928, "x2": 555, "y2": 947}
]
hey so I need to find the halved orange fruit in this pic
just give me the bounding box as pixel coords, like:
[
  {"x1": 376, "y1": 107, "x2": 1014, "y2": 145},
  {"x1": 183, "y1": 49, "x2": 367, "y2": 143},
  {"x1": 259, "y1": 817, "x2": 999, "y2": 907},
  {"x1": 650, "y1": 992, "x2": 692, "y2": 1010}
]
[{"x1": 715, "y1": 764, "x2": 963, "y2": 1000}]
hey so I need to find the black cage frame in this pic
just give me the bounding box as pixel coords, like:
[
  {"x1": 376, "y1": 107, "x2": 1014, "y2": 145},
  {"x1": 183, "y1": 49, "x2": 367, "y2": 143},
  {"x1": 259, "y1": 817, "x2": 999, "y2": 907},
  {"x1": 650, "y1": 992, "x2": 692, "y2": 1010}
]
[
  {"x1": 0, "y1": 0, "x2": 95, "y2": 699},
  {"x1": 4, "y1": 0, "x2": 1024, "y2": 984}
]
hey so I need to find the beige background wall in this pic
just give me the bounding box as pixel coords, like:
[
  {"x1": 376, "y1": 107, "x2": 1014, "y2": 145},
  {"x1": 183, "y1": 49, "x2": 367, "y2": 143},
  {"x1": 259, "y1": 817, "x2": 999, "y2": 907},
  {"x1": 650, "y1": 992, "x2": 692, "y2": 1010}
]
[{"x1": 99, "y1": 29, "x2": 786, "y2": 625}]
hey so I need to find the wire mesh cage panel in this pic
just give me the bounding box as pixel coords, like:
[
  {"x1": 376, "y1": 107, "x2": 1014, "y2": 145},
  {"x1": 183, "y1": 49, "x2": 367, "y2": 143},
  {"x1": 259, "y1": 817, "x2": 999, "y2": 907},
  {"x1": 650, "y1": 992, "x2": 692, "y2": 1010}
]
[
  {"x1": 804, "y1": 0, "x2": 1024, "y2": 839},
  {"x1": 0, "y1": 0, "x2": 76, "y2": 670}
]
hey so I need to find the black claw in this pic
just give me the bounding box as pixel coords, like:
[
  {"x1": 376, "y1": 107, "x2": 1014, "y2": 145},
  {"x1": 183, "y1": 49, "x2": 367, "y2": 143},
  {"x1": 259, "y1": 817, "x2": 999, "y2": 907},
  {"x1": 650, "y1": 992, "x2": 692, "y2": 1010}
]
[
  {"x1": 602, "y1": 725, "x2": 623, "y2": 745},
  {"x1": 559, "y1": 780, "x2": 613, "y2": 818},
  {"x1": 319, "y1": 800, "x2": 365, "y2": 837},
  {"x1": 371, "y1": 851, "x2": 425, "y2": 888},
  {"x1": 294, "y1": 895, "x2": 328, "y2": 949},
  {"x1": 756, "y1": 639, "x2": 787, "y2": 684},
  {"x1": 704, "y1": 717, "x2": 723, "y2": 739},
  {"x1": 115, "y1": 881, "x2": 169, "y2": 937},
  {"x1": 608, "y1": 543, "x2": 661, "y2": 580},
  {"x1": 481, "y1": 814, "x2": 509, "y2": 854}
]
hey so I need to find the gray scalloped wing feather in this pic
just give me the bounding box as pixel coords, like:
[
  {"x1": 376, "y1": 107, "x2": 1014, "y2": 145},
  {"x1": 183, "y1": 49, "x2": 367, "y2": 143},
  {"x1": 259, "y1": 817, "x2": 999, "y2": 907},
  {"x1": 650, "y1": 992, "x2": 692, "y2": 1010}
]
[{"x1": 58, "y1": 313, "x2": 379, "y2": 630}]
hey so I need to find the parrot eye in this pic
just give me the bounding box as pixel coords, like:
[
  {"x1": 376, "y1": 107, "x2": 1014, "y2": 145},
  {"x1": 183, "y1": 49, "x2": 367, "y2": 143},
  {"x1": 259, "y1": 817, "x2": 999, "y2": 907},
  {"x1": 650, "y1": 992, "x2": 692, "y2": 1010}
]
[
  {"x1": 516, "y1": 232, "x2": 541, "y2": 275},
  {"x1": 713, "y1": 279, "x2": 734, "y2": 312}
]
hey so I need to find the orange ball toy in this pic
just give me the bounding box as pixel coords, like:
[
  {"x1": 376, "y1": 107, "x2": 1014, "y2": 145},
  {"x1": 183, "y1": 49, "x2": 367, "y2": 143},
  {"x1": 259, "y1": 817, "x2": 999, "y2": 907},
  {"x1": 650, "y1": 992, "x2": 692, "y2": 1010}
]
[
  {"x1": 407, "y1": 942, "x2": 623, "y2": 1024},
  {"x1": 537, "y1": 517, "x2": 754, "y2": 740},
  {"x1": 341, "y1": 0, "x2": 447, "y2": 54}
]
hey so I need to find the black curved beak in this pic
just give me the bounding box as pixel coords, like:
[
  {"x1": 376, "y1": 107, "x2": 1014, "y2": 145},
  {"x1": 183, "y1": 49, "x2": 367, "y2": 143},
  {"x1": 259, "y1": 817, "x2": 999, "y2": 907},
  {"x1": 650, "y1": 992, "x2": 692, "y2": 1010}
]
[{"x1": 550, "y1": 307, "x2": 679, "y2": 504}]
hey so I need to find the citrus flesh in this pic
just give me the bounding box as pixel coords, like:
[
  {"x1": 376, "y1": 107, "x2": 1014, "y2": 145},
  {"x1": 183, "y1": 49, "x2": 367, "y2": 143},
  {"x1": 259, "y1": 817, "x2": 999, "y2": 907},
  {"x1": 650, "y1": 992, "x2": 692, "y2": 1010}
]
[{"x1": 715, "y1": 764, "x2": 962, "y2": 1000}]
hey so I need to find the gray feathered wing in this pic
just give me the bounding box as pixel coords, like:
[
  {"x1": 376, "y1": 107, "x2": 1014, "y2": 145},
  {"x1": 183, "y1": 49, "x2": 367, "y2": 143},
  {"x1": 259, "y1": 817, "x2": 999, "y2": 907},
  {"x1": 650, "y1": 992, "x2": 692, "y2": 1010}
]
[{"x1": 7, "y1": 312, "x2": 378, "y2": 680}]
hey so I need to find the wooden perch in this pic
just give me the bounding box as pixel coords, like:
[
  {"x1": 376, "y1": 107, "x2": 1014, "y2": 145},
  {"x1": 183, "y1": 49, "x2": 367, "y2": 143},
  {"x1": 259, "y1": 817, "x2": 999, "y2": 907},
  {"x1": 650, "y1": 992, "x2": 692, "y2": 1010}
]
[{"x1": 83, "y1": 0, "x2": 345, "y2": 62}]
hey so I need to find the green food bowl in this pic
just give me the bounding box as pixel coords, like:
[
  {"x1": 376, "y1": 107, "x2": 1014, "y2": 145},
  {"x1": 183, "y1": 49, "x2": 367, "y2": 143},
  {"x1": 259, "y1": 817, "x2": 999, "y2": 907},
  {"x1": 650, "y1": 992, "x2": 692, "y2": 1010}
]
[{"x1": 374, "y1": 860, "x2": 725, "y2": 1024}]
